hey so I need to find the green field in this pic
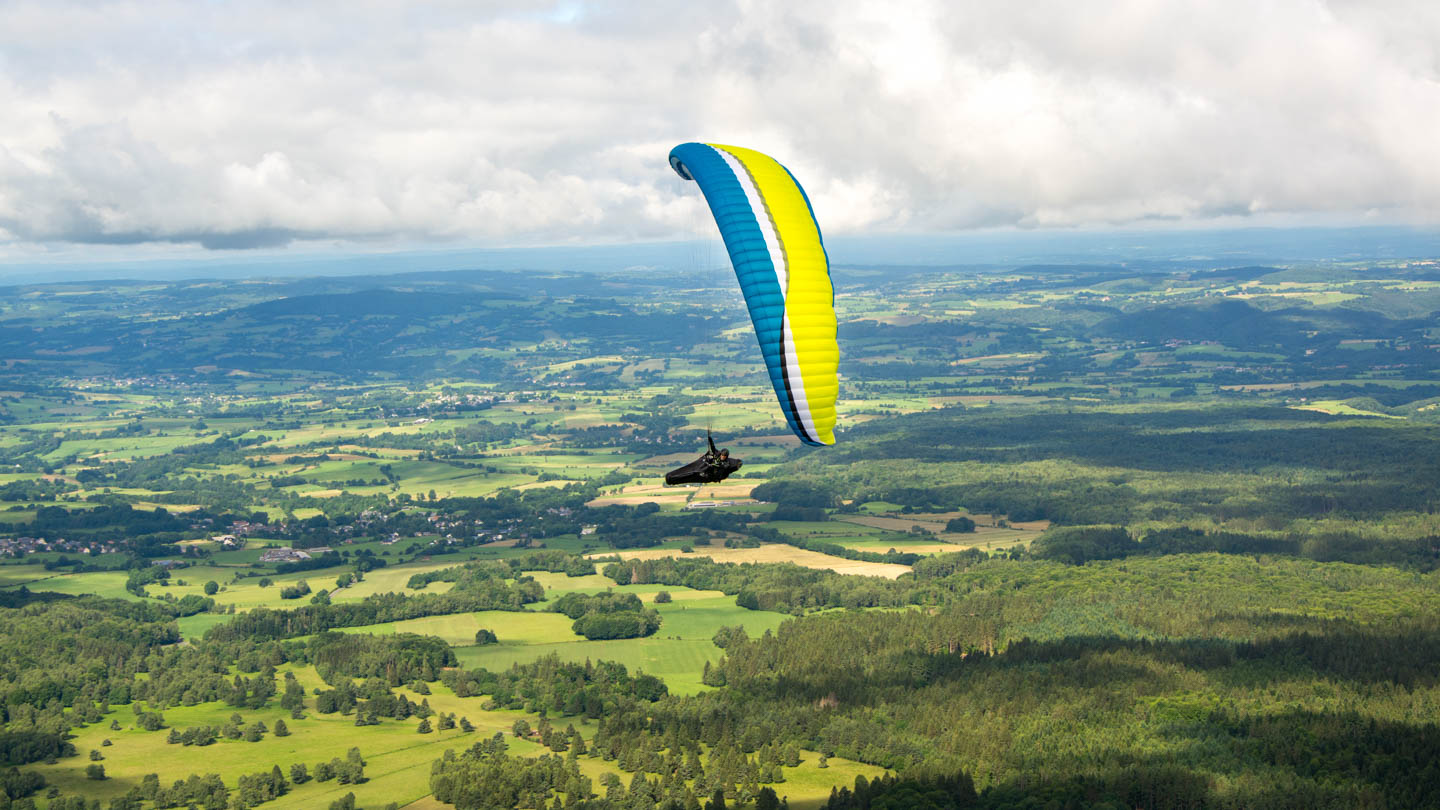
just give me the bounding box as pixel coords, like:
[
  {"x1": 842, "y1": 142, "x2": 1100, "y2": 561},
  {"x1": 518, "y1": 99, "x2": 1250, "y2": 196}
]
[
  {"x1": 33, "y1": 664, "x2": 589, "y2": 810},
  {"x1": 15, "y1": 570, "x2": 140, "y2": 600},
  {"x1": 341, "y1": 575, "x2": 794, "y2": 696},
  {"x1": 0, "y1": 563, "x2": 53, "y2": 588}
]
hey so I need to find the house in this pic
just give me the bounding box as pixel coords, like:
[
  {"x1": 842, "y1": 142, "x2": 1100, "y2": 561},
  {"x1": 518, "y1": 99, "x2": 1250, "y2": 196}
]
[
  {"x1": 258, "y1": 548, "x2": 311, "y2": 563},
  {"x1": 686, "y1": 500, "x2": 739, "y2": 510}
]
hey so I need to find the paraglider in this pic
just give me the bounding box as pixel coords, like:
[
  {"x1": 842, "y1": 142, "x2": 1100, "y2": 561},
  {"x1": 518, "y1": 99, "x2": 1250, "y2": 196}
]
[
  {"x1": 668, "y1": 143, "x2": 838, "y2": 447},
  {"x1": 664, "y1": 430, "x2": 743, "y2": 486}
]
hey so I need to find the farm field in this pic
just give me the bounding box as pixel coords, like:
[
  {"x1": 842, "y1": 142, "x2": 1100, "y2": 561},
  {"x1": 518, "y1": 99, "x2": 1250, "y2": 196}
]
[
  {"x1": 594, "y1": 544, "x2": 914, "y2": 579},
  {"x1": 340, "y1": 576, "x2": 795, "y2": 695},
  {"x1": 12, "y1": 570, "x2": 141, "y2": 600},
  {"x1": 0, "y1": 563, "x2": 54, "y2": 588}
]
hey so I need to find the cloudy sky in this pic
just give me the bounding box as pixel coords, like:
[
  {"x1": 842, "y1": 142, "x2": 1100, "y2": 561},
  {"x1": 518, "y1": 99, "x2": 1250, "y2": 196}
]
[{"x1": 2, "y1": 0, "x2": 1438, "y2": 264}]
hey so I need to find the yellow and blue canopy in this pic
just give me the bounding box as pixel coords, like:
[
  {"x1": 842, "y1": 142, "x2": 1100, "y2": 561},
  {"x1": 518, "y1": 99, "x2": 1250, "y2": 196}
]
[{"x1": 669, "y1": 142, "x2": 838, "y2": 446}]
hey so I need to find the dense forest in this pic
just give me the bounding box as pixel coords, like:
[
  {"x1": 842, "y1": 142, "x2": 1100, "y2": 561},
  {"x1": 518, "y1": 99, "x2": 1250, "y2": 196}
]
[{"x1": 591, "y1": 554, "x2": 1440, "y2": 808}]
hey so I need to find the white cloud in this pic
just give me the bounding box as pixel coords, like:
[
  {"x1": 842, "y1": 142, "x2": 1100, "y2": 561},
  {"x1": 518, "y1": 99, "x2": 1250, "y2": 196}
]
[{"x1": 0, "y1": 0, "x2": 1438, "y2": 253}]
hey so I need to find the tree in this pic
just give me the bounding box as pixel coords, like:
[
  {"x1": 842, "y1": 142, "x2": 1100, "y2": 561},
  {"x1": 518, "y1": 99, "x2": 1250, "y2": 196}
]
[
  {"x1": 1031, "y1": 525, "x2": 1138, "y2": 564},
  {"x1": 290, "y1": 763, "x2": 309, "y2": 784},
  {"x1": 281, "y1": 677, "x2": 306, "y2": 711},
  {"x1": 85, "y1": 764, "x2": 105, "y2": 780},
  {"x1": 274, "y1": 719, "x2": 290, "y2": 737},
  {"x1": 712, "y1": 625, "x2": 749, "y2": 649},
  {"x1": 654, "y1": 591, "x2": 673, "y2": 603},
  {"x1": 474, "y1": 628, "x2": 498, "y2": 645},
  {"x1": 417, "y1": 718, "x2": 433, "y2": 734},
  {"x1": 280, "y1": 579, "x2": 311, "y2": 600},
  {"x1": 203, "y1": 580, "x2": 219, "y2": 595},
  {"x1": 945, "y1": 516, "x2": 976, "y2": 533},
  {"x1": 140, "y1": 772, "x2": 161, "y2": 801}
]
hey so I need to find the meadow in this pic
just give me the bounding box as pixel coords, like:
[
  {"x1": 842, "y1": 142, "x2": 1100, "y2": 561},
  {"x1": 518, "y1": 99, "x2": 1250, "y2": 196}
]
[
  {"x1": 33, "y1": 660, "x2": 884, "y2": 810},
  {"x1": 596, "y1": 542, "x2": 914, "y2": 579}
]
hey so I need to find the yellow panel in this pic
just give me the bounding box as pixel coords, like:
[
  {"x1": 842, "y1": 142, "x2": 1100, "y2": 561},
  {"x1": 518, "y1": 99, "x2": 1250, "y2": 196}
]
[{"x1": 712, "y1": 144, "x2": 837, "y2": 445}]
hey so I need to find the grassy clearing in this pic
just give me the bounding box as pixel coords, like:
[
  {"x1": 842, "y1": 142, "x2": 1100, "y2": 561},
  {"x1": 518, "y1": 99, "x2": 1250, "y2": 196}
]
[
  {"x1": 834, "y1": 512, "x2": 1045, "y2": 549},
  {"x1": 0, "y1": 563, "x2": 52, "y2": 588},
  {"x1": 33, "y1": 665, "x2": 558, "y2": 810},
  {"x1": 47, "y1": 433, "x2": 199, "y2": 462},
  {"x1": 176, "y1": 611, "x2": 232, "y2": 640},
  {"x1": 596, "y1": 545, "x2": 913, "y2": 579},
  {"x1": 15, "y1": 570, "x2": 140, "y2": 600},
  {"x1": 586, "y1": 481, "x2": 693, "y2": 508},
  {"x1": 148, "y1": 565, "x2": 353, "y2": 611},
  {"x1": 0, "y1": 509, "x2": 37, "y2": 525},
  {"x1": 1292, "y1": 400, "x2": 1402, "y2": 418},
  {"x1": 836, "y1": 512, "x2": 974, "y2": 533},
  {"x1": 452, "y1": 594, "x2": 790, "y2": 696},
  {"x1": 333, "y1": 560, "x2": 461, "y2": 603},
  {"x1": 341, "y1": 575, "x2": 793, "y2": 696},
  {"x1": 139, "y1": 557, "x2": 465, "y2": 615},
  {"x1": 833, "y1": 538, "x2": 970, "y2": 554},
  {"x1": 340, "y1": 609, "x2": 580, "y2": 648},
  {"x1": 776, "y1": 754, "x2": 889, "y2": 810},
  {"x1": 456, "y1": 637, "x2": 725, "y2": 695},
  {"x1": 768, "y1": 520, "x2": 886, "y2": 537}
]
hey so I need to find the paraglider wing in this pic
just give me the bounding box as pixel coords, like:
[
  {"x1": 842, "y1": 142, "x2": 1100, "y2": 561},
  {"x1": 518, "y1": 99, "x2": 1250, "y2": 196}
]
[{"x1": 669, "y1": 143, "x2": 838, "y2": 446}]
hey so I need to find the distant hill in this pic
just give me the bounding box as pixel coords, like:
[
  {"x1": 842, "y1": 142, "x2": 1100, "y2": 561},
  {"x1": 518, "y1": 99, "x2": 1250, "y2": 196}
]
[
  {"x1": 238, "y1": 290, "x2": 491, "y2": 319},
  {"x1": 1094, "y1": 299, "x2": 1403, "y2": 347}
]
